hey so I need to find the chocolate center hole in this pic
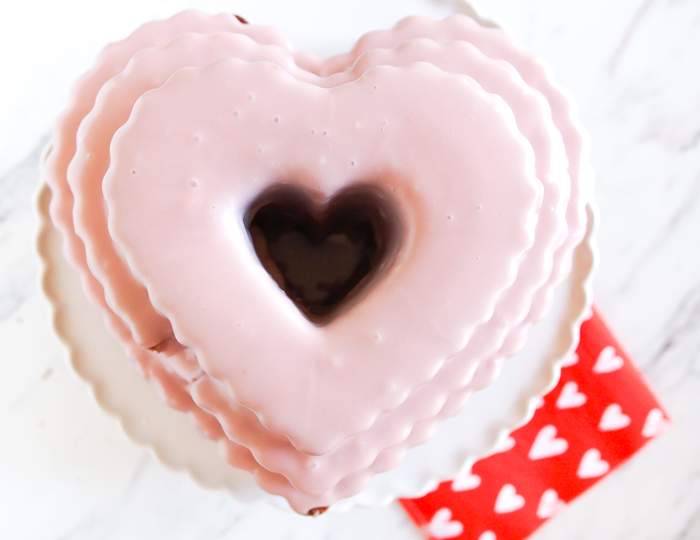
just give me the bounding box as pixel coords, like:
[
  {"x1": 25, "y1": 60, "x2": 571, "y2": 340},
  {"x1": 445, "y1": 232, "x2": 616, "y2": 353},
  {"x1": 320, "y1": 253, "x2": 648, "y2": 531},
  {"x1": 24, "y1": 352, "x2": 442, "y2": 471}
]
[{"x1": 246, "y1": 184, "x2": 401, "y2": 325}]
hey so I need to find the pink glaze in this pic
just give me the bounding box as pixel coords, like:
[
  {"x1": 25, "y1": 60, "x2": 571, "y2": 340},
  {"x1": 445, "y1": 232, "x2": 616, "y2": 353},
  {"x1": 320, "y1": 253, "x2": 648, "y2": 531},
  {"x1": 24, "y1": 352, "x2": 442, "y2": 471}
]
[
  {"x1": 70, "y1": 32, "x2": 565, "y2": 391},
  {"x1": 42, "y1": 12, "x2": 271, "y2": 475},
  {"x1": 69, "y1": 32, "x2": 297, "y2": 351},
  {"x1": 45, "y1": 11, "x2": 294, "y2": 347},
  {"x1": 104, "y1": 59, "x2": 540, "y2": 454},
  {"x1": 328, "y1": 14, "x2": 591, "y2": 336},
  {"x1": 44, "y1": 11, "x2": 593, "y2": 514},
  {"x1": 86, "y1": 34, "x2": 570, "y2": 496},
  {"x1": 324, "y1": 15, "x2": 593, "y2": 393}
]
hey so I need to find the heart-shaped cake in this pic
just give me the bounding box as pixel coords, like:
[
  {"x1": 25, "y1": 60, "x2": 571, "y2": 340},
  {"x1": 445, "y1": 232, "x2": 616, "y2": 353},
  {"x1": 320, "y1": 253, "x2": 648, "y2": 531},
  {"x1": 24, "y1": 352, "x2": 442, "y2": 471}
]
[{"x1": 44, "y1": 10, "x2": 592, "y2": 514}]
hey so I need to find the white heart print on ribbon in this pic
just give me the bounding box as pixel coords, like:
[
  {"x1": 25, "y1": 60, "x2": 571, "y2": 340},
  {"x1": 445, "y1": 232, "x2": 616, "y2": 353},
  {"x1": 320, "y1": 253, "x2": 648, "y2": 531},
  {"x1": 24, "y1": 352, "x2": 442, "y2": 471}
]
[
  {"x1": 494, "y1": 483, "x2": 526, "y2": 514},
  {"x1": 528, "y1": 425, "x2": 569, "y2": 460},
  {"x1": 427, "y1": 507, "x2": 464, "y2": 539},
  {"x1": 598, "y1": 403, "x2": 631, "y2": 431},
  {"x1": 536, "y1": 488, "x2": 567, "y2": 519},
  {"x1": 492, "y1": 436, "x2": 517, "y2": 454},
  {"x1": 560, "y1": 351, "x2": 579, "y2": 367},
  {"x1": 556, "y1": 381, "x2": 587, "y2": 409},
  {"x1": 577, "y1": 448, "x2": 610, "y2": 478},
  {"x1": 643, "y1": 408, "x2": 670, "y2": 438},
  {"x1": 451, "y1": 471, "x2": 482, "y2": 492},
  {"x1": 593, "y1": 345, "x2": 624, "y2": 373}
]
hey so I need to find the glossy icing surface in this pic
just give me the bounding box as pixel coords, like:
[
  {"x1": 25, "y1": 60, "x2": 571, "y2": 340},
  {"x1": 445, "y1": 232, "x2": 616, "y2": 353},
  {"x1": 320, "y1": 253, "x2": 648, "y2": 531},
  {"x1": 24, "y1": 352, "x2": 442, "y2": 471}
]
[
  {"x1": 105, "y1": 58, "x2": 541, "y2": 453},
  {"x1": 44, "y1": 10, "x2": 591, "y2": 514}
]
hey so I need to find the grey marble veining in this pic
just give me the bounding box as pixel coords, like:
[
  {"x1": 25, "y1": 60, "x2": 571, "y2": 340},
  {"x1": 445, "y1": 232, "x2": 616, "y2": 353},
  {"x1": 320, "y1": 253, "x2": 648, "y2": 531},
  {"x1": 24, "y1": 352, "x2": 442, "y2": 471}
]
[
  {"x1": 0, "y1": 137, "x2": 46, "y2": 321},
  {"x1": 1, "y1": 0, "x2": 700, "y2": 538}
]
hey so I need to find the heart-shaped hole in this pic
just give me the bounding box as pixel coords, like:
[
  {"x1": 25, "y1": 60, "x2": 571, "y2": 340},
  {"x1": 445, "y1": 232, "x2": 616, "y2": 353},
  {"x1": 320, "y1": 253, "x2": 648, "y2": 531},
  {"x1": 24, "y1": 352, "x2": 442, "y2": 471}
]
[{"x1": 246, "y1": 184, "x2": 402, "y2": 325}]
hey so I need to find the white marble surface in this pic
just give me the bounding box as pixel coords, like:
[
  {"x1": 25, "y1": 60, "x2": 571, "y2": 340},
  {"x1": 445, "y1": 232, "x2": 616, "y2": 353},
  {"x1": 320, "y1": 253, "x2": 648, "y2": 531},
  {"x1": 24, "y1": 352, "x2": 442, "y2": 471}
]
[{"x1": 1, "y1": 0, "x2": 699, "y2": 538}]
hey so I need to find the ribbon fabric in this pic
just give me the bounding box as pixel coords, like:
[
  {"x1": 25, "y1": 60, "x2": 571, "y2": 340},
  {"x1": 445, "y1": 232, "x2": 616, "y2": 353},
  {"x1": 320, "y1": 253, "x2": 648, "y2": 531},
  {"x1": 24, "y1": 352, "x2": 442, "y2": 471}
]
[{"x1": 400, "y1": 307, "x2": 671, "y2": 540}]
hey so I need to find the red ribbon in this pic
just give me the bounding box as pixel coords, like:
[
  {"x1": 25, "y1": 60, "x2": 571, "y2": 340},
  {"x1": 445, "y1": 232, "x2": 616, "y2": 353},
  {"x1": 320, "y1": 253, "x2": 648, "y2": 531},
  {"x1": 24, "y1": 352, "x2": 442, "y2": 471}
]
[{"x1": 400, "y1": 307, "x2": 671, "y2": 540}]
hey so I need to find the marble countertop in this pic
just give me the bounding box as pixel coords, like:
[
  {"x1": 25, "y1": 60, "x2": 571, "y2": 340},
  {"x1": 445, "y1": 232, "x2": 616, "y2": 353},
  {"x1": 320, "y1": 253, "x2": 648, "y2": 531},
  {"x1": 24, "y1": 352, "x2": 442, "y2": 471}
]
[{"x1": 2, "y1": 0, "x2": 699, "y2": 538}]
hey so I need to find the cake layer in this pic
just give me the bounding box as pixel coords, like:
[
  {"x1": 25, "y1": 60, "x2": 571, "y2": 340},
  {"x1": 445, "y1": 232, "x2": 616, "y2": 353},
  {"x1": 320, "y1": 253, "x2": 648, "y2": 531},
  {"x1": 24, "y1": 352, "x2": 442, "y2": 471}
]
[
  {"x1": 44, "y1": 10, "x2": 592, "y2": 514},
  {"x1": 104, "y1": 57, "x2": 541, "y2": 453},
  {"x1": 69, "y1": 28, "x2": 561, "y2": 455},
  {"x1": 68, "y1": 27, "x2": 548, "y2": 458}
]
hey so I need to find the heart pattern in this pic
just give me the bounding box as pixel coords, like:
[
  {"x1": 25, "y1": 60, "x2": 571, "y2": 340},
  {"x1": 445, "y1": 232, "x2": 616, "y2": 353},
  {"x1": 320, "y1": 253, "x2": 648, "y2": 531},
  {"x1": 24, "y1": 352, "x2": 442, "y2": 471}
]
[
  {"x1": 593, "y1": 345, "x2": 624, "y2": 373},
  {"x1": 642, "y1": 408, "x2": 671, "y2": 438},
  {"x1": 560, "y1": 351, "x2": 579, "y2": 367},
  {"x1": 494, "y1": 484, "x2": 526, "y2": 514},
  {"x1": 577, "y1": 448, "x2": 610, "y2": 478},
  {"x1": 556, "y1": 381, "x2": 587, "y2": 409},
  {"x1": 427, "y1": 508, "x2": 464, "y2": 539},
  {"x1": 400, "y1": 308, "x2": 671, "y2": 540},
  {"x1": 451, "y1": 472, "x2": 482, "y2": 492},
  {"x1": 528, "y1": 425, "x2": 568, "y2": 460},
  {"x1": 598, "y1": 403, "x2": 631, "y2": 431},
  {"x1": 536, "y1": 489, "x2": 566, "y2": 519},
  {"x1": 493, "y1": 436, "x2": 516, "y2": 454},
  {"x1": 47, "y1": 10, "x2": 590, "y2": 514},
  {"x1": 103, "y1": 24, "x2": 547, "y2": 460}
]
